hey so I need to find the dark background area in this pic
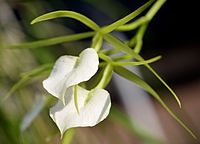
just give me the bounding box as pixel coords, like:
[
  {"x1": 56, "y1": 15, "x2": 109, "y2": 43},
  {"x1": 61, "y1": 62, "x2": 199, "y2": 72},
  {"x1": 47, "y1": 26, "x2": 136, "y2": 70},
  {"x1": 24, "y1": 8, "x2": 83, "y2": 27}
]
[
  {"x1": 13, "y1": 0, "x2": 200, "y2": 85},
  {"x1": 141, "y1": 0, "x2": 200, "y2": 86}
]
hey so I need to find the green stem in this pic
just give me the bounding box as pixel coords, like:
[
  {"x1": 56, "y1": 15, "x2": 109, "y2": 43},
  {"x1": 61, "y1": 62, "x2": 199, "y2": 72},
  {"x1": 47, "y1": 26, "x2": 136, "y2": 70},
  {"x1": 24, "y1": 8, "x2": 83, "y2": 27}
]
[
  {"x1": 133, "y1": 0, "x2": 166, "y2": 53},
  {"x1": 104, "y1": 33, "x2": 181, "y2": 108},
  {"x1": 31, "y1": 11, "x2": 100, "y2": 31},
  {"x1": 101, "y1": 0, "x2": 154, "y2": 34},
  {"x1": 98, "y1": 52, "x2": 113, "y2": 63},
  {"x1": 113, "y1": 55, "x2": 161, "y2": 66},
  {"x1": 117, "y1": 16, "x2": 148, "y2": 31},
  {"x1": 146, "y1": 0, "x2": 166, "y2": 20},
  {"x1": 112, "y1": 55, "x2": 133, "y2": 61},
  {"x1": 10, "y1": 32, "x2": 95, "y2": 49},
  {"x1": 95, "y1": 64, "x2": 113, "y2": 89},
  {"x1": 133, "y1": 24, "x2": 148, "y2": 53},
  {"x1": 156, "y1": 97, "x2": 197, "y2": 139},
  {"x1": 91, "y1": 32, "x2": 103, "y2": 51},
  {"x1": 117, "y1": 0, "x2": 166, "y2": 32},
  {"x1": 100, "y1": 48, "x2": 119, "y2": 56}
]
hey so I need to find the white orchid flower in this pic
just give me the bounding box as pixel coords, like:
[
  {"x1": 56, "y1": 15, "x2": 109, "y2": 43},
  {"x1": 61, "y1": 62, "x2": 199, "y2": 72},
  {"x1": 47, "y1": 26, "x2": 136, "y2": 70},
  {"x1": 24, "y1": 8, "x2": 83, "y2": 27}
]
[
  {"x1": 50, "y1": 86, "x2": 111, "y2": 137},
  {"x1": 43, "y1": 48, "x2": 99, "y2": 102},
  {"x1": 42, "y1": 48, "x2": 111, "y2": 137}
]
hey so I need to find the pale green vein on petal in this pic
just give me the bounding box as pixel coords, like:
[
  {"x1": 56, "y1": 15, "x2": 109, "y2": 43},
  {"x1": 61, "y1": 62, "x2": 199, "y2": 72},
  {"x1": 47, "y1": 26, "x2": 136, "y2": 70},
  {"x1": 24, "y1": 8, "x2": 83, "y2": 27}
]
[
  {"x1": 74, "y1": 85, "x2": 79, "y2": 114},
  {"x1": 84, "y1": 91, "x2": 93, "y2": 106},
  {"x1": 101, "y1": 0, "x2": 154, "y2": 34},
  {"x1": 10, "y1": 32, "x2": 94, "y2": 49},
  {"x1": 114, "y1": 66, "x2": 196, "y2": 139},
  {"x1": 31, "y1": 11, "x2": 100, "y2": 31}
]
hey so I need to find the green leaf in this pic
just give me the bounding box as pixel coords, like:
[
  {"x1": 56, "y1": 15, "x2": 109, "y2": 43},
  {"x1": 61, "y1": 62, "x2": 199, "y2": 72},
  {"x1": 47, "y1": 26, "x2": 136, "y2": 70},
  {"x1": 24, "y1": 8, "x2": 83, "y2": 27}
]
[
  {"x1": 1, "y1": 64, "x2": 52, "y2": 102},
  {"x1": 10, "y1": 32, "x2": 94, "y2": 49},
  {"x1": 113, "y1": 55, "x2": 161, "y2": 66},
  {"x1": 146, "y1": 0, "x2": 166, "y2": 20},
  {"x1": 114, "y1": 66, "x2": 158, "y2": 98},
  {"x1": 117, "y1": 0, "x2": 166, "y2": 32},
  {"x1": 101, "y1": 0, "x2": 154, "y2": 34},
  {"x1": 114, "y1": 66, "x2": 197, "y2": 139},
  {"x1": 116, "y1": 16, "x2": 148, "y2": 31},
  {"x1": 31, "y1": 11, "x2": 100, "y2": 31},
  {"x1": 146, "y1": 64, "x2": 182, "y2": 106},
  {"x1": 104, "y1": 33, "x2": 181, "y2": 108},
  {"x1": 104, "y1": 34, "x2": 141, "y2": 59},
  {"x1": 117, "y1": 0, "x2": 166, "y2": 54}
]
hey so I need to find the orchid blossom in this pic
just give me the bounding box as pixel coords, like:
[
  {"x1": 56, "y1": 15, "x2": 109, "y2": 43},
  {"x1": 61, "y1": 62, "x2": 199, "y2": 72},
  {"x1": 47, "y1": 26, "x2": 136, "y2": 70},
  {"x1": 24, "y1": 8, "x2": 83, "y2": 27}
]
[{"x1": 43, "y1": 48, "x2": 111, "y2": 137}]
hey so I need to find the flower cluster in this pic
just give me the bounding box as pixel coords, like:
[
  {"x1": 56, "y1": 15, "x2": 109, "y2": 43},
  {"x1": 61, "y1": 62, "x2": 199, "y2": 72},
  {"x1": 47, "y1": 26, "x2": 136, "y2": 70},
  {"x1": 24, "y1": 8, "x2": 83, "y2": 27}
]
[{"x1": 43, "y1": 48, "x2": 111, "y2": 137}]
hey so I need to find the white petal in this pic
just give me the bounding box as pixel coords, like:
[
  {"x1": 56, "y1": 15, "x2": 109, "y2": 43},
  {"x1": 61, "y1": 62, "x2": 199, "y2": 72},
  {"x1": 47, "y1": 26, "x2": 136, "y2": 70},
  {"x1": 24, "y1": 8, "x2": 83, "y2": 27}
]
[
  {"x1": 43, "y1": 48, "x2": 99, "y2": 100},
  {"x1": 49, "y1": 86, "x2": 111, "y2": 137},
  {"x1": 43, "y1": 55, "x2": 78, "y2": 99},
  {"x1": 64, "y1": 48, "x2": 99, "y2": 88}
]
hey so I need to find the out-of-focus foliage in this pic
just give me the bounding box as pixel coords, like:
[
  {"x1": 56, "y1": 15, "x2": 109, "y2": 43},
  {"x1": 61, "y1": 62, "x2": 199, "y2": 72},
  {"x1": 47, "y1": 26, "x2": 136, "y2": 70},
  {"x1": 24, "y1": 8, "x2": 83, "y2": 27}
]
[{"x1": 0, "y1": 0, "x2": 197, "y2": 143}]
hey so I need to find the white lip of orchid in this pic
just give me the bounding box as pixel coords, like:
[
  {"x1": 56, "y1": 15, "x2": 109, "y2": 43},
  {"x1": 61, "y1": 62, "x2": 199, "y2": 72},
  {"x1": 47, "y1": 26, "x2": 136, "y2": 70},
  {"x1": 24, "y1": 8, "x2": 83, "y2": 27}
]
[
  {"x1": 43, "y1": 48, "x2": 111, "y2": 138},
  {"x1": 50, "y1": 86, "x2": 111, "y2": 138},
  {"x1": 42, "y1": 48, "x2": 99, "y2": 102}
]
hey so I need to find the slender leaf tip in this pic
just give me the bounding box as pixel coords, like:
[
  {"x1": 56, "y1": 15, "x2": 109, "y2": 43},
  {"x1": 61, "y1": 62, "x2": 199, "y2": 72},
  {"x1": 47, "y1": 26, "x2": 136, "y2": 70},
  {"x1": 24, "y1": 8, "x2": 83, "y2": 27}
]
[{"x1": 31, "y1": 18, "x2": 38, "y2": 25}]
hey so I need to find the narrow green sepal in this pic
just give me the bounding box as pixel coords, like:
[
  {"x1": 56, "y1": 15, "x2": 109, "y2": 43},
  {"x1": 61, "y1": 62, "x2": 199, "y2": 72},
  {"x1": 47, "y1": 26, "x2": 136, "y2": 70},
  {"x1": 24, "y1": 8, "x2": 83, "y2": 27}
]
[
  {"x1": 31, "y1": 10, "x2": 100, "y2": 31},
  {"x1": 114, "y1": 66, "x2": 196, "y2": 139}
]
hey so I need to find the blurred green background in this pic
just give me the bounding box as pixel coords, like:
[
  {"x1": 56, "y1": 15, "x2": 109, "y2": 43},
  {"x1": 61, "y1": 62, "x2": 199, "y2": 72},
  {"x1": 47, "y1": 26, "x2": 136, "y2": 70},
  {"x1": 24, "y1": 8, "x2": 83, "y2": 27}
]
[{"x1": 0, "y1": 0, "x2": 199, "y2": 144}]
